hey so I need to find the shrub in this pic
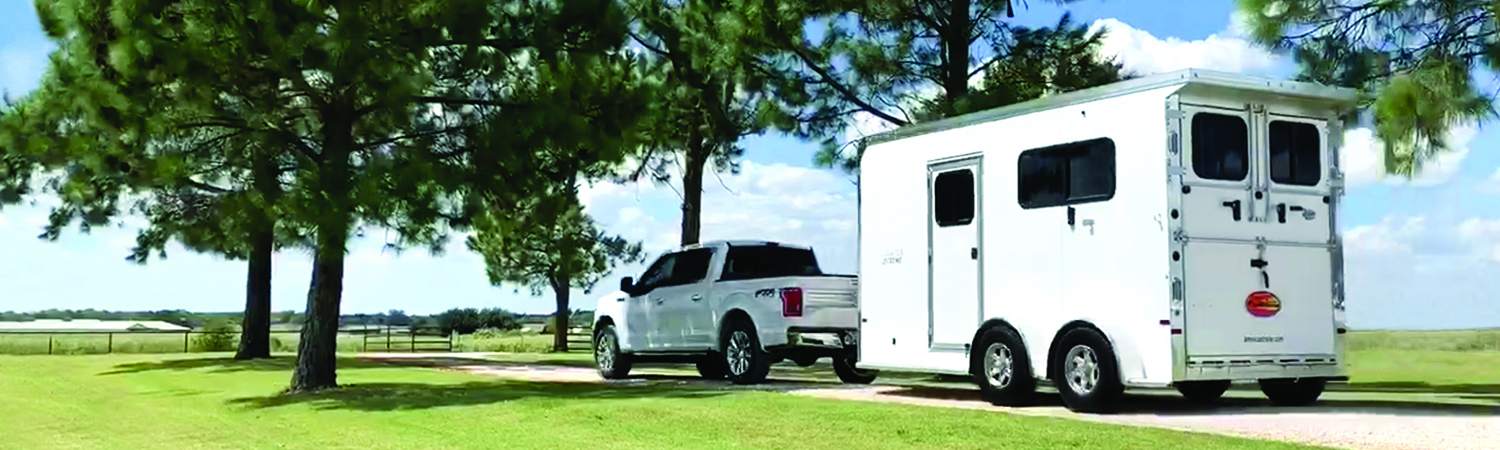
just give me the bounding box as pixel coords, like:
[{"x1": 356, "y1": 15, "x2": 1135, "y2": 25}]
[{"x1": 194, "y1": 320, "x2": 238, "y2": 352}]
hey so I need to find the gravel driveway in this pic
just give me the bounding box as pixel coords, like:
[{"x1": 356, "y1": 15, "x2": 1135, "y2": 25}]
[{"x1": 360, "y1": 353, "x2": 1499, "y2": 450}]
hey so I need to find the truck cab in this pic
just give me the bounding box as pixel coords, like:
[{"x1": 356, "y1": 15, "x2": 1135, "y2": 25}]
[{"x1": 590, "y1": 240, "x2": 876, "y2": 384}]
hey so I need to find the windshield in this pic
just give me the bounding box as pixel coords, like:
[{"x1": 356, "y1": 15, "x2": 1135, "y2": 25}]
[{"x1": 720, "y1": 245, "x2": 823, "y2": 280}]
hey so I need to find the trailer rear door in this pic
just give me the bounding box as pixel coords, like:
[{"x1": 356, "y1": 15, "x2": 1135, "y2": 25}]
[{"x1": 1178, "y1": 104, "x2": 1336, "y2": 360}]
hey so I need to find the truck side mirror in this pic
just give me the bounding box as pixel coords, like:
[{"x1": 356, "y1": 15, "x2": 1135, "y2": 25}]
[{"x1": 619, "y1": 276, "x2": 634, "y2": 295}]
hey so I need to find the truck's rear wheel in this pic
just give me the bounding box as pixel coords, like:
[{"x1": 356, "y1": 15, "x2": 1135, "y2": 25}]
[
  {"x1": 1052, "y1": 328, "x2": 1124, "y2": 413},
  {"x1": 1258, "y1": 378, "x2": 1326, "y2": 406},
  {"x1": 722, "y1": 318, "x2": 771, "y2": 384},
  {"x1": 972, "y1": 327, "x2": 1036, "y2": 406},
  {"x1": 833, "y1": 351, "x2": 878, "y2": 384},
  {"x1": 1175, "y1": 380, "x2": 1231, "y2": 403},
  {"x1": 594, "y1": 324, "x2": 632, "y2": 380}
]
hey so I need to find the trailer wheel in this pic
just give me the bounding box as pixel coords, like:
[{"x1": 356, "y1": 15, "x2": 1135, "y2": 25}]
[
  {"x1": 833, "y1": 350, "x2": 878, "y2": 384},
  {"x1": 1258, "y1": 378, "x2": 1326, "y2": 406},
  {"x1": 593, "y1": 324, "x2": 632, "y2": 380},
  {"x1": 696, "y1": 353, "x2": 729, "y2": 380},
  {"x1": 1052, "y1": 328, "x2": 1124, "y2": 413},
  {"x1": 722, "y1": 318, "x2": 771, "y2": 384},
  {"x1": 1175, "y1": 380, "x2": 1231, "y2": 403},
  {"x1": 971, "y1": 327, "x2": 1036, "y2": 406}
]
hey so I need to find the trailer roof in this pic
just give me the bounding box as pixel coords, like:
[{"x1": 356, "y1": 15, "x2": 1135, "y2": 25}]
[{"x1": 861, "y1": 68, "x2": 1361, "y2": 147}]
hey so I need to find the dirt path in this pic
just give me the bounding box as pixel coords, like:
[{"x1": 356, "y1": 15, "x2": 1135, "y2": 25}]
[{"x1": 359, "y1": 353, "x2": 1499, "y2": 450}]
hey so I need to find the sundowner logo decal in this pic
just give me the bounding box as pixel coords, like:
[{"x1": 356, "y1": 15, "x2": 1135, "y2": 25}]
[{"x1": 1246, "y1": 291, "x2": 1281, "y2": 318}]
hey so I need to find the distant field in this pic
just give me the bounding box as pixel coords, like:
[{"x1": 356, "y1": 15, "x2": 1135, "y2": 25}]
[
  {"x1": 0, "y1": 332, "x2": 373, "y2": 355},
  {"x1": 0, "y1": 354, "x2": 1329, "y2": 450},
  {"x1": 1345, "y1": 329, "x2": 1500, "y2": 352}
]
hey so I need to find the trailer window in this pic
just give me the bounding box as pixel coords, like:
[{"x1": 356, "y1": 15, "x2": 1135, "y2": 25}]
[
  {"x1": 1017, "y1": 138, "x2": 1115, "y2": 209},
  {"x1": 1269, "y1": 121, "x2": 1321, "y2": 186},
  {"x1": 1191, "y1": 113, "x2": 1249, "y2": 181},
  {"x1": 933, "y1": 169, "x2": 975, "y2": 227}
]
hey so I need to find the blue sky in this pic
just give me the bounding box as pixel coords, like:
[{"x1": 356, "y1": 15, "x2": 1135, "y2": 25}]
[{"x1": 2, "y1": 1, "x2": 1498, "y2": 330}]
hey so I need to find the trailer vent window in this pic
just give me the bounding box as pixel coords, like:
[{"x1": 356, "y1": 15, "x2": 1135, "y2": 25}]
[
  {"x1": 933, "y1": 169, "x2": 975, "y2": 227},
  {"x1": 1269, "y1": 121, "x2": 1322, "y2": 186},
  {"x1": 1191, "y1": 113, "x2": 1249, "y2": 181},
  {"x1": 1017, "y1": 137, "x2": 1116, "y2": 209}
]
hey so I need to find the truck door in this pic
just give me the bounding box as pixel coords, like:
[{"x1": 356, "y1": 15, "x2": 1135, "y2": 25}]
[
  {"x1": 652, "y1": 247, "x2": 716, "y2": 350},
  {"x1": 927, "y1": 156, "x2": 982, "y2": 351},
  {"x1": 1178, "y1": 104, "x2": 1336, "y2": 359}
]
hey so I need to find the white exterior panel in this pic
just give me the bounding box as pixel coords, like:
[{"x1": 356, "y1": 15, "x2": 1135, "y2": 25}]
[{"x1": 857, "y1": 68, "x2": 1357, "y2": 392}]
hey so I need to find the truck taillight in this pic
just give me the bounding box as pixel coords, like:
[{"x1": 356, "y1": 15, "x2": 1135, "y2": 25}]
[{"x1": 781, "y1": 287, "x2": 803, "y2": 317}]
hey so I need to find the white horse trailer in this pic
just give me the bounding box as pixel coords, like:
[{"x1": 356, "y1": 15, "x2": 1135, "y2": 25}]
[{"x1": 854, "y1": 69, "x2": 1357, "y2": 413}]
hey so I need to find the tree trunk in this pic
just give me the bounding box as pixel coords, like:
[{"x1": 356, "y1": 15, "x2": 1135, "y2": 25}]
[
  {"x1": 552, "y1": 279, "x2": 570, "y2": 353},
  {"x1": 681, "y1": 137, "x2": 707, "y2": 246},
  {"x1": 234, "y1": 226, "x2": 274, "y2": 360},
  {"x1": 236, "y1": 152, "x2": 280, "y2": 361},
  {"x1": 943, "y1": 0, "x2": 973, "y2": 117},
  {"x1": 290, "y1": 102, "x2": 353, "y2": 393}
]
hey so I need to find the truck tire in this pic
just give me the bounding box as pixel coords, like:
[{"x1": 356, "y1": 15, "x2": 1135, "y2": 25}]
[
  {"x1": 833, "y1": 351, "x2": 878, "y2": 384},
  {"x1": 971, "y1": 327, "x2": 1036, "y2": 406},
  {"x1": 1258, "y1": 378, "x2": 1326, "y2": 406},
  {"x1": 791, "y1": 357, "x2": 818, "y2": 367},
  {"x1": 1175, "y1": 380, "x2": 1231, "y2": 403},
  {"x1": 696, "y1": 353, "x2": 729, "y2": 380},
  {"x1": 1052, "y1": 327, "x2": 1124, "y2": 413},
  {"x1": 722, "y1": 318, "x2": 771, "y2": 385},
  {"x1": 593, "y1": 323, "x2": 632, "y2": 380}
]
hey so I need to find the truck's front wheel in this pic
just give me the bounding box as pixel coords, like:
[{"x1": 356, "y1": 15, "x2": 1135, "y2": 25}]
[
  {"x1": 594, "y1": 324, "x2": 632, "y2": 380},
  {"x1": 722, "y1": 318, "x2": 771, "y2": 385}
]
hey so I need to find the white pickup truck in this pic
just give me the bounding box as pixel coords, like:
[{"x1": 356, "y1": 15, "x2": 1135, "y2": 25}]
[{"x1": 590, "y1": 240, "x2": 876, "y2": 384}]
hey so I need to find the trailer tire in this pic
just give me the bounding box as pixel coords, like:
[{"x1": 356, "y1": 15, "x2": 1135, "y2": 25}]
[
  {"x1": 722, "y1": 318, "x2": 771, "y2": 385},
  {"x1": 1258, "y1": 378, "x2": 1326, "y2": 406},
  {"x1": 1052, "y1": 328, "x2": 1124, "y2": 413},
  {"x1": 696, "y1": 353, "x2": 729, "y2": 380},
  {"x1": 833, "y1": 351, "x2": 878, "y2": 384},
  {"x1": 972, "y1": 327, "x2": 1036, "y2": 406},
  {"x1": 1175, "y1": 380, "x2": 1231, "y2": 403},
  {"x1": 593, "y1": 324, "x2": 632, "y2": 380}
]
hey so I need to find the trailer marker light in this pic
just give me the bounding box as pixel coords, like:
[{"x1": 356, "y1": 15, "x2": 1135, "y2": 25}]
[
  {"x1": 1246, "y1": 291, "x2": 1281, "y2": 318},
  {"x1": 781, "y1": 287, "x2": 803, "y2": 317},
  {"x1": 1171, "y1": 329, "x2": 1183, "y2": 335}
]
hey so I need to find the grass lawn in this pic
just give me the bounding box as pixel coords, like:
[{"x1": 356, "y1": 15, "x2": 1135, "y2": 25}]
[{"x1": 0, "y1": 354, "x2": 1329, "y2": 450}]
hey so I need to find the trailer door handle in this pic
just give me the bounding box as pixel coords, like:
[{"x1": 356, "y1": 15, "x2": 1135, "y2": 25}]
[
  {"x1": 1222, "y1": 200, "x2": 1242, "y2": 221},
  {"x1": 1067, "y1": 206, "x2": 1076, "y2": 228},
  {"x1": 971, "y1": 247, "x2": 978, "y2": 259},
  {"x1": 1276, "y1": 203, "x2": 1286, "y2": 223}
]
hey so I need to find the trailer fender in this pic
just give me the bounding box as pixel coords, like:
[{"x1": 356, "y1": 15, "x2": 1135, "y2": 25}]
[
  {"x1": 970, "y1": 319, "x2": 1035, "y2": 380},
  {"x1": 1046, "y1": 320, "x2": 1144, "y2": 385}
]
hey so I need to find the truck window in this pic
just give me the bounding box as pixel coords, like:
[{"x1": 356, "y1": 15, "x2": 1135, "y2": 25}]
[
  {"x1": 1017, "y1": 137, "x2": 1115, "y2": 209},
  {"x1": 720, "y1": 246, "x2": 823, "y2": 281},
  {"x1": 1191, "y1": 113, "x2": 1248, "y2": 181},
  {"x1": 1269, "y1": 120, "x2": 1321, "y2": 186},
  {"x1": 636, "y1": 248, "x2": 715, "y2": 289},
  {"x1": 933, "y1": 169, "x2": 975, "y2": 227}
]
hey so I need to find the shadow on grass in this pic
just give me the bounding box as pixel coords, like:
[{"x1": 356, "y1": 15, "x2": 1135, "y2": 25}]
[
  {"x1": 228, "y1": 379, "x2": 730, "y2": 411},
  {"x1": 875, "y1": 385, "x2": 1500, "y2": 417},
  {"x1": 99, "y1": 355, "x2": 432, "y2": 375}
]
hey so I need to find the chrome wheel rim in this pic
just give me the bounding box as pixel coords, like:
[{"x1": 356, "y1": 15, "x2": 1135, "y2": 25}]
[
  {"x1": 595, "y1": 332, "x2": 615, "y2": 370},
  {"x1": 726, "y1": 330, "x2": 751, "y2": 375},
  {"x1": 984, "y1": 343, "x2": 1014, "y2": 388},
  {"x1": 1064, "y1": 345, "x2": 1099, "y2": 395}
]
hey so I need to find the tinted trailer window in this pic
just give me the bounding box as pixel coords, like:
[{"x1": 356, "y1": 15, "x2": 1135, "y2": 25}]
[{"x1": 720, "y1": 246, "x2": 824, "y2": 281}]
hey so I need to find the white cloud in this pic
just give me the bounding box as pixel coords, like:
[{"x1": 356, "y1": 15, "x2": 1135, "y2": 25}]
[
  {"x1": 1339, "y1": 214, "x2": 1500, "y2": 329},
  {"x1": 1345, "y1": 216, "x2": 1426, "y2": 257},
  {"x1": 1088, "y1": 18, "x2": 1286, "y2": 77},
  {"x1": 1341, "y1": 125, "x2": 1478, "y2": 189}
]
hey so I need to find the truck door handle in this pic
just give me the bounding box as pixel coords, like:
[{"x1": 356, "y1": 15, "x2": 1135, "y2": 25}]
[
  {"x1": 691, "y1": 294, "x2": 702, "y2": 301},
  {"x1": 1222, "y1": 200, "x2": 1242, "y2": 221}
]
